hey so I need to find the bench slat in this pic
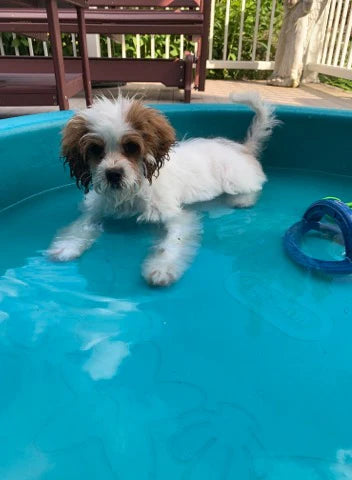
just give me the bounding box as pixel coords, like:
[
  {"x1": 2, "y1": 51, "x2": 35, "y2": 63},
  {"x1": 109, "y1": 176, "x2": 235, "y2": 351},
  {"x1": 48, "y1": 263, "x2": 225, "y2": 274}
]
[
  {"x1": 0, "y1": 8, "x2": 204, "y2": 23},
  {"x1": 90, "y1": 0, "x2": 201, "y2": 7},
  {"x1": 0, "y1": 8, "x2": 204, "y2": 33},
  {"x1": 0, "y1": 8, "x2": 203, "y2": 22},
  {"x1": 0, "y1": 21, "x2": 203, "y2": 34}
]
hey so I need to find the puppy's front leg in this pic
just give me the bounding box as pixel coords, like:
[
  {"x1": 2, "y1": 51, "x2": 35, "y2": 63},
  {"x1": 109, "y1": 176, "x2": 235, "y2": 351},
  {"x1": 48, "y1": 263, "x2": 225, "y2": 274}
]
[
  {"x1": 143, "y1": 210, "x2": 202, "y2": 287},
  {"x1": 47, "y1": 213, "x2": 102, "y2": 262}
]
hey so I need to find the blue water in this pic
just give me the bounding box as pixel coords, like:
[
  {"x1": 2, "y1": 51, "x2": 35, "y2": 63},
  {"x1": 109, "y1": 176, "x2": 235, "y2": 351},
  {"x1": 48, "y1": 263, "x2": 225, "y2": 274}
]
[{"x1": 1, "y1": 168, "x2": 352, "y2": 480}]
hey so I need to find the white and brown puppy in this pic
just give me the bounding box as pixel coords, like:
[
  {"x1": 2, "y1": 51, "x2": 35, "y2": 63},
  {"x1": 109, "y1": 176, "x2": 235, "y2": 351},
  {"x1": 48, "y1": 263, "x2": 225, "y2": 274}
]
[{"x1": 48, "y1": 93, "x2": 277, "y2": 286}]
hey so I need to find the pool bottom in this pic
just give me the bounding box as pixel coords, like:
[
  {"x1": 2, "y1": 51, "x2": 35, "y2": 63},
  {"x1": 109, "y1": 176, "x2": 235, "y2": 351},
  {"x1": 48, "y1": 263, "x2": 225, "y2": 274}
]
[{"x1": 0, "y1": 168, "x2": 352, "y2": 480}]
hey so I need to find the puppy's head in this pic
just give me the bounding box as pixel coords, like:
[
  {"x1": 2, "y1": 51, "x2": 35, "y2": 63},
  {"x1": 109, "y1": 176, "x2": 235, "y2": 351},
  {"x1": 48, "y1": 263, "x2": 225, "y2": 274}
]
[{"x1": 61, "y1": 97, "x2": 175, "y2": 197}]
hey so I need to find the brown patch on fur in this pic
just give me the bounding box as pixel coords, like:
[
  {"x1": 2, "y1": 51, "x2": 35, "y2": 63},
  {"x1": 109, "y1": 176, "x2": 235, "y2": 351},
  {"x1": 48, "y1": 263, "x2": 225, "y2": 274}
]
[
  {"x1": 61, "y1": 115, "x2": 92, "y2": 193},
  {"x1": 126, "y1": 101, "x2": 176, "y2": 183}
]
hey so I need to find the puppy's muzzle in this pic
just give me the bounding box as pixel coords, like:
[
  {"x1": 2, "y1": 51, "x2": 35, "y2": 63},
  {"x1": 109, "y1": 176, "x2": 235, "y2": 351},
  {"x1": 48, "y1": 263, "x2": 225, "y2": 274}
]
[{"x1": 106, "y1": 167, "x2": 124, "y2": 189}]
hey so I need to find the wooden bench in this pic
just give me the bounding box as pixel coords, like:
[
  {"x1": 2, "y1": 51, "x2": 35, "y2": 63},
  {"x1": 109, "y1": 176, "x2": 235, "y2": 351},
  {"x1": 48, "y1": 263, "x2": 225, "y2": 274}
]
[
  {"x1": 0, "y1": 0, "x2": 92, "y2": 110},
  {"x1": 0, "y1": 0, "x2": 211, "y2": 102}
]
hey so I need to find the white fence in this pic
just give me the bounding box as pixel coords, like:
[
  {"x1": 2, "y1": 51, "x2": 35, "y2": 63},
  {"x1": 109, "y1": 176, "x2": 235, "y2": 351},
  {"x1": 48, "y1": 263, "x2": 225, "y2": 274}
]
[
  {"x1": 307, "y1": 0, "x2": 352, "y2": 80},
  {"x1": 207, "y1": 0, "x2": 278, "y2": 70}
]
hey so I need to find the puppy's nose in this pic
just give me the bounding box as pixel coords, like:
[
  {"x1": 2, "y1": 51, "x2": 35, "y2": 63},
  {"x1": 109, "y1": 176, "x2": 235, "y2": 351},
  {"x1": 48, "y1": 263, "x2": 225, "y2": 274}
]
[{"x1": 106, "y1": 168, "x2": 123, "y2": 188}]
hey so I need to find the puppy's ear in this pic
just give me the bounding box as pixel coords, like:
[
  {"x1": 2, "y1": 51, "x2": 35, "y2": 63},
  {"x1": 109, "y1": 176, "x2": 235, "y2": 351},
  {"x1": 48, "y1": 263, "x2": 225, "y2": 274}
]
[
  {"x1": 61, "y1": 114, "x2": 91, "y2": 193},
  {"x1": 127, "y1": 102, "x2": 176, "y2": 183}
]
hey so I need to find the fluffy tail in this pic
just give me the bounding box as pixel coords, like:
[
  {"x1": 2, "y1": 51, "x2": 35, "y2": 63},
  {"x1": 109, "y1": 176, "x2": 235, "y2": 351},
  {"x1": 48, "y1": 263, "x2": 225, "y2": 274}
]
[{"x1": 229, "y1": 91, "x2": 279, "y2": 156}]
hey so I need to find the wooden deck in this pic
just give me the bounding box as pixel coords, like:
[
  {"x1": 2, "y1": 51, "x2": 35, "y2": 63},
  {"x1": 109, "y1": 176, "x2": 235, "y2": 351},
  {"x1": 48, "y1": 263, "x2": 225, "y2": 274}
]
[{"x1": 0, "y1": 79, "x2": 351, "y2": 117}]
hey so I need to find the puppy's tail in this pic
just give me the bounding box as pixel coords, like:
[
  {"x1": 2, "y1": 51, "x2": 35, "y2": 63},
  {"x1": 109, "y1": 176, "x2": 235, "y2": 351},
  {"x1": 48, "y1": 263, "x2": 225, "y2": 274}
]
[{"x1": 229, "y1": 91, "x2": 279, "y2": 156}]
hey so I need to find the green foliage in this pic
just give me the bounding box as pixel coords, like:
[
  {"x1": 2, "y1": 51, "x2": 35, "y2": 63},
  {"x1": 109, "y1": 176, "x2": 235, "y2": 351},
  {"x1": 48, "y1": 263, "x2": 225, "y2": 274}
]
[
  {"x1": 208, "y1": 0, "x2": 283, "y2": 80},
  {"x1": 0, "y1": 32, "x2": 77, "y2": 56},
  {"x1": 319, "y1": 74, "x2": 352, "y2": 92},
  {"x1": 212, "y1": 0, "x2": 283, "y2": 62},
  {"x1": 2, "y1": 32, "x2": 34, "y2": 55},
  {"x1": 99, "y1": 33, "x2": 194, "y2": 59}
]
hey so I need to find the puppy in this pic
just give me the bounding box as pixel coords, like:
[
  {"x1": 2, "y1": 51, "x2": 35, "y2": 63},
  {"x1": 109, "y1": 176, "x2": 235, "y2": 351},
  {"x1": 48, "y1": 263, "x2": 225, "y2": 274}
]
[{"x1": 48, "y1": 92, "x2": 277, "y2": 286}]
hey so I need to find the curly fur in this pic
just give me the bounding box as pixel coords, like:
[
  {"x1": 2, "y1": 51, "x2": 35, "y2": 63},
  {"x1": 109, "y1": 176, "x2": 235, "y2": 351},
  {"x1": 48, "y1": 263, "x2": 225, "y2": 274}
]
[
  {"x1": 61, "y1": 115, "x2": 91, "y2": 193},
  {"x1": 49, "y1": 93, "x2": 277, "y2": 287}
]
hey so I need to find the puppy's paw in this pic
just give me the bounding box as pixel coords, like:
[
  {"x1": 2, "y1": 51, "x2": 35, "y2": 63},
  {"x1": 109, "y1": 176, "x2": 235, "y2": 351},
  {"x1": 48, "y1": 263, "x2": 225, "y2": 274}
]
[
  {"x1": 143, "y1": 259, "x2": 177, "y2": 287},
  {"x1": 147, "y1": 268, "x2": 176, "y2": 287},
  {"x1": 227, "y1": 192, "x2": 259, "y2": 209},
  {"x1": 137, "y1": 206, "x2": 161, "y2": 224},
  {"x1": 47, "y1": 240, "x2": 82, "y2": 262}
]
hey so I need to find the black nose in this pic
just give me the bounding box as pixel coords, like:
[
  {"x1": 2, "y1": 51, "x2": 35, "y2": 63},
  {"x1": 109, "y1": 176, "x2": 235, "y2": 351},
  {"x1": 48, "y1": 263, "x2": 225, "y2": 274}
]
[{"x1": 106, "y1": 168, "x2": 123, "y2": 188}]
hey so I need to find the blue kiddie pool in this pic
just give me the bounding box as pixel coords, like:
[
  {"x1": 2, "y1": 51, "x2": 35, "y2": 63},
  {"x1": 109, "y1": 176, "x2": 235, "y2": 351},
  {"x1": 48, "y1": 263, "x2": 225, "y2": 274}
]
[{"x1": 1, "y1": 105, "x2": 352, "y2": 479}]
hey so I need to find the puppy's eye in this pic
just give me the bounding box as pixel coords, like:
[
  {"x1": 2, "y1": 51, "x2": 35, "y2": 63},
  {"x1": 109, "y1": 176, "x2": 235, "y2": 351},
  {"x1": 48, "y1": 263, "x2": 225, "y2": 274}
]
[
  {"x1": 123, "y1": 141, "x2": 140, "y2": 156},
  {"x1": 87, "y1": 143, "x2": 104, "y2": 160}
]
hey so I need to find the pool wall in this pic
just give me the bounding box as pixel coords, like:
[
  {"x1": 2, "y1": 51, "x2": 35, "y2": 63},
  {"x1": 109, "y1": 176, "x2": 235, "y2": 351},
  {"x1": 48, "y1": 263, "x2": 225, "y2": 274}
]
[{"x1": 1, "y1": 105, "x2": 352, "y2": 210}]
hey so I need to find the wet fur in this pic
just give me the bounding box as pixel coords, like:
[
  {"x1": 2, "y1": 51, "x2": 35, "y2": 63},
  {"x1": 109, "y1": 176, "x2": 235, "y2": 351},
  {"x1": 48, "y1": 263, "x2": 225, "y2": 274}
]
[{"x1": 48, "y1": 93, "x2": 277, "y2": 286}]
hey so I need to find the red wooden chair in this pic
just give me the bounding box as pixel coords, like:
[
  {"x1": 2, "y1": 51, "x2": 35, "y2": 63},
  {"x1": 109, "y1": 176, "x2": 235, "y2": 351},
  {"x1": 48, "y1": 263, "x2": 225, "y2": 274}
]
[{"x1": 0, "y1": 0, "x2": 92, "y2": 110}]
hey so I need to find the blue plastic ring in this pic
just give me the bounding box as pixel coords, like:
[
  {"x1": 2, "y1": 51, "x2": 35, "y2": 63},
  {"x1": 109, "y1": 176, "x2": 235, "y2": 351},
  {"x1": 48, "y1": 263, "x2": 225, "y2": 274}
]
[{"x1": 283, "y1": 199, "x2": 352, "y2": 274}]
